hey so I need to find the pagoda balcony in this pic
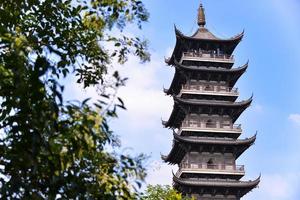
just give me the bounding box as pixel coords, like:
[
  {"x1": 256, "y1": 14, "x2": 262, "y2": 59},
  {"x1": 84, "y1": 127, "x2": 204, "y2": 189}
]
[
  {"x1": 176, "y1": 163, "x2": 245, "y2": 177},
  {"x1": 178, "y1": 85, "x2": 239, "y2": 97},
  {"x1": 178, "y1": 124, "x2": 242, "y2": 135},
  {"x1": 180, "y1": 51, "x2": 234, "y2": 64}
]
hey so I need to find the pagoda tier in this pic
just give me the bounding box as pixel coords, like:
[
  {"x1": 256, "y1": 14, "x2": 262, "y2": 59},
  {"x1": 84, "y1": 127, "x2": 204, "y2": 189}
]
[
  {"x1": 173, "y1": 174, "x2": 260, "y2": 200},
  {"x1": 162, "y1": 133, "x2": 256, "y2": 165},
  {"x1": 163, "y1": 96, "x2": 252, "y2": 129},
  {"x1": 166, "y1": 26, "x2": 244, "y2": 66},
  {"x1": 164, "y1": 61, "x2": 248, "y2": 96}
]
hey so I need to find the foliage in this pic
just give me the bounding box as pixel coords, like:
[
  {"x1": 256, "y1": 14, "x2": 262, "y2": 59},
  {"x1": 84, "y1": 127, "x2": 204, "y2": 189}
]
[
  {"x1": 142, "y1": 185, "x2": 193, "y2": 200},
  {"x1": 0, "y1": 0, "x2": 149, "y2": 199}
]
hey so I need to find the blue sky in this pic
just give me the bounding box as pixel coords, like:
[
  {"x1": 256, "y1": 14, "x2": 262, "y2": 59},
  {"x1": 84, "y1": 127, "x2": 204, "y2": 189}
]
[{"x1": 65, "y1": 0, "x2": 300, "y2": 199}]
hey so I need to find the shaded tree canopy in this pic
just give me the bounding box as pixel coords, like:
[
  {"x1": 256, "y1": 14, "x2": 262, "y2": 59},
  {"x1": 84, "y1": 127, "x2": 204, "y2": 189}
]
[
  {"x1": 0, "y1": 0, "x2": 150, "y2": 199},
  {"x1": 142, "y1": 185, "x2": 193, "y2": 200}
]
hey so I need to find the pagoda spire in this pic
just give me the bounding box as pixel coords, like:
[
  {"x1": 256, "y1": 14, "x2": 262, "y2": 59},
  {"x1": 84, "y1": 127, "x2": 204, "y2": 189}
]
[{"x1": 197, "y1": 3, "x2": 206, "y2": 27}]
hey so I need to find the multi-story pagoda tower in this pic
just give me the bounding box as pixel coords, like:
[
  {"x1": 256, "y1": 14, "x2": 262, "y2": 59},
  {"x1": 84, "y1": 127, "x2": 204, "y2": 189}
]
[{"x1": 162, "y1": 4, "x2": 260, "y2": 200}]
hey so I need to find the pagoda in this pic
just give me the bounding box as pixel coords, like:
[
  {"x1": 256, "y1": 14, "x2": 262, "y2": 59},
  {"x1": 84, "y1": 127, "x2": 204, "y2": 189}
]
[{"x1": 162, "y1": 4, "x2": 260, "y2": 200}]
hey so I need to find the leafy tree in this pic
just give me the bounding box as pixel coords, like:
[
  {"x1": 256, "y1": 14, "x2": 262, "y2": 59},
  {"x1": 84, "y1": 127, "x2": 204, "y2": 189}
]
[
  {"x1": 142, "y1": 185, "x2": 193, "y2": 200},
  {"x1": 0, "y1": 0, "x2": 150, "y2": 199}
]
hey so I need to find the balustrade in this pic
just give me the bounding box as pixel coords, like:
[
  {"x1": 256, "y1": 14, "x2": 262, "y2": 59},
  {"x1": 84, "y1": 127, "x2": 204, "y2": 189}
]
[
  {"x1": 176, "y1": 163, "x2": 245, "y2": 177},
  {"x1": 180, "y1": 84, "x2": 239, "y2": 96},
  {"x1": 181, "y1": 51, "x2": 234, "y2": 63},
  {"x1": 180, "y1": 163, "x2": 244, "y2": 171},
  {"x1": 180, "y1": 123, "x2": 242, "y2": 133}
]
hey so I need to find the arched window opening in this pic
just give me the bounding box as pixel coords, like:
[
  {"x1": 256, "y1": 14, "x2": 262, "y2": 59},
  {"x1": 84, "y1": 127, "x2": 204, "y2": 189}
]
[
  {"x1": 207, "y1": 159, "x2": 214, "y2": 169},
  {"x1": 188, "y1": 115, "x2": 198, "y2": 128}
]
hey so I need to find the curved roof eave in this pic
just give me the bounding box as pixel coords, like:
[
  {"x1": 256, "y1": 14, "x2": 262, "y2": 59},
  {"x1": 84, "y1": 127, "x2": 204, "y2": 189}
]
[
  {"x1": 173, "y1": 133, "x2": 256, "y2": 146},
  {"x1": 161, "y1": 153, "x2": 168, "y2": 161},
  {"x1": 174, "y1": 96, "x2": 253, "y2": 108},
  {"x1": 162, "y1": 120, "x2": 168, "y2": 127},
  {"x1": 163, "y1": 70, "x2": 181, "y2": 96},
  {"x1": 173, "y1": 59, "x2": 248, "y2": 73},
  {"x1": 161, "y1": 141, "x2": 185, "y2": 164},
  {"x1": 162, "y1": 100, "x2": 183, "y2": 128},
  {"x1": 173, "y1": 173, "x2": 260, "y2": 188}
]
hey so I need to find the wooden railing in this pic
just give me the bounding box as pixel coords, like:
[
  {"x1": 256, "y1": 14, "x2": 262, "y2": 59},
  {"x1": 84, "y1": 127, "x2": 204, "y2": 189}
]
[
  {"x1": 179, "y1": 124, "x2": 242, "y2": 133},
  {"x1": 181, "y1": 51, "x2": 234, "y2": 63},
  {"x1": 176, "y1": 163, "x2": 245, "y2": 177},
  {"x1": 181, "y1": 163, "x2": 244, "y2": 171},
  {"x1": 180, "y1": 85, "x2": 239, "y2": 96}
]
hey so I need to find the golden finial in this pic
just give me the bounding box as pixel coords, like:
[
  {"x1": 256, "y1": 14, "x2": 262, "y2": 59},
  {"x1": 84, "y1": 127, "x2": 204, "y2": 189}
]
[{"x1": 198, "y1": 3, "x2": 206, "y2": 27}]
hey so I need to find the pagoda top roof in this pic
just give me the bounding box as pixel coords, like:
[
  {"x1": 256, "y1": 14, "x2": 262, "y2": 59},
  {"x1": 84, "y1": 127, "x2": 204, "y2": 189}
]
[
  {"x1": 166, "y1": 27, "x2": 244, "y2": 66},
  {"x1": 166, "y1": 4, "x2": 244, "y2": 66},
  {"x1": 174, "y1": 3, "x2": 244, "y2": 42},
  {"x1": 173, "y1": 173, "x2": 260, "y2": 189},
  {"x1": 175, "y1": 26, "x2": 244, "y2": 43}
]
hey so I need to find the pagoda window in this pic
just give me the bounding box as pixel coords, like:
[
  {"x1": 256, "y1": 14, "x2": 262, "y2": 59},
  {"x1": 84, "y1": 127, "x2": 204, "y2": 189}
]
[
  {"x1": 207, "y1": 159, "x2": 215, "y2": 169},
  {"x1": 224, "y1": 153, "x2": 234, "y2": 165},
  {"x1": 190, "y1": 81, "x2": 198, "y2": 90},
  {"x1": 206, "y1": 119, "x2": 217, "y2": 128},
  {"x1": 190, "y1": 79, "x2": 197, "y2": 89},
  {"x1": 189, "y1": 119, "x2": 198, "y2": 127},
  {"x1": 204, "y1": 85, "x2": 214, "y2": 91},
  {"x1": 219, "y1": 85, "x2": 228, "y2": 92},
  {"x1": 188, "y1": 114, "x2": 199, "y2": 127},
  {"x1": 221, "y1": 120, "x2": 231, "y2": 129},
  {"x1": 189, "y1": 152, "x2": 199, "y2": 168}
]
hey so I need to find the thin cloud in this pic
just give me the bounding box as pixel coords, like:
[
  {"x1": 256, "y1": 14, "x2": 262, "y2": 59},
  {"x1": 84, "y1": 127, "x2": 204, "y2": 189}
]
[
  {"x1": 244, "y1": 173, "x2": 300, "y2": 200},
  {"x1": 146, "y1": 160, "x2": 177, "y2": 186},
  {"x1": 114, "y1": 52, "x2": 173, "y2": 128},
  {"x1": 289, "y1": 114, "x2": 300, "y2": 125}
]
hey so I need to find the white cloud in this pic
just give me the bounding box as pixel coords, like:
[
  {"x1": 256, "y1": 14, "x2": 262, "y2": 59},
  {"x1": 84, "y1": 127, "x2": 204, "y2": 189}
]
[
  {"x1": 63, "y1": 50, "x2": 173, "y2": 128},
  {"x1": 109, "y1": 53, "x2": 175, "y2": 153},
  {"x1": 289, "y1": 114, "x2": 300, "y2": 125},
  {"x1": 260, "y1": 174, "x2": 289, "y2": 198},
  {"x1": 146, "y1": 160, "x2": 177, "y2": 186},
  {"x1": 115, "y1": 54, "x2": 173, "y2": 128},
  {"x1": 117, "y1": 88, "x2": 172, "y2": 128}
]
